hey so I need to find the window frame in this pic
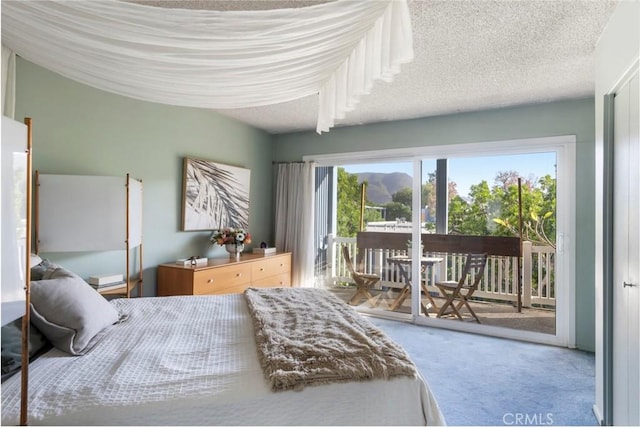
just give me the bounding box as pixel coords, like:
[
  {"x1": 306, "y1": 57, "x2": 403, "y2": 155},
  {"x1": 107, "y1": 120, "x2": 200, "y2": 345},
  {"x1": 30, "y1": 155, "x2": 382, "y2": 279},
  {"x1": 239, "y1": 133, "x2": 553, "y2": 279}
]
[{"x1": 306, "y1": 135, "x2": 576, "y2": 347}]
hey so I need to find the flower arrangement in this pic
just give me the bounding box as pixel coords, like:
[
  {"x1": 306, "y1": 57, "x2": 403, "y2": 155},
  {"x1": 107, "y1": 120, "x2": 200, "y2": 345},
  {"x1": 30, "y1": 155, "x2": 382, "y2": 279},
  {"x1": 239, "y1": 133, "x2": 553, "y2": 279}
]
[{"x1": 210, "y1": 227, "x2": 252, "y2": 247}]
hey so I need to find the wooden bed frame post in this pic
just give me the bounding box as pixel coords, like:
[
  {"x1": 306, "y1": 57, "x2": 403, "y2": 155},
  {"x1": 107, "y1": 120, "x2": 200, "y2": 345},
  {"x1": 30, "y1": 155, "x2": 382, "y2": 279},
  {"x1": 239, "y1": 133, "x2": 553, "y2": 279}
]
[{"x1": 20, "y1": 117, "x2": 33, "y2": 426}]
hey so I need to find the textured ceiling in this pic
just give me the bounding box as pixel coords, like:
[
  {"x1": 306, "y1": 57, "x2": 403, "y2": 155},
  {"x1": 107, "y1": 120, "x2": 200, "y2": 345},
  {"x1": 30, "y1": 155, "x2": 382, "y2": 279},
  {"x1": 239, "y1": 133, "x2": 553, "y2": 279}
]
[{"x1": 128, "y1": 0, "x2": 618, "y2": 134}]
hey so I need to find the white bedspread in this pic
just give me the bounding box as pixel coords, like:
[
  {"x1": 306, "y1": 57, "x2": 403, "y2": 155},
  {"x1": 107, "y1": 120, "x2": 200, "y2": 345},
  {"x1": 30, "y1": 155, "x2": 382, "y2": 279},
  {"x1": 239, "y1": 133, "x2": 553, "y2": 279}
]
[{"x1": 1, "y1": 294, "x2": 445, "y2": 426}]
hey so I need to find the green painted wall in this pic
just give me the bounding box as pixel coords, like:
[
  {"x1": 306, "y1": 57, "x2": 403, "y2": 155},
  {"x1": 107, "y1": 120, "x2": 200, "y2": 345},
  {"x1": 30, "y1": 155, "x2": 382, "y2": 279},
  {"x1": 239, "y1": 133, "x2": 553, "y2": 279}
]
[
  {"x1": 273, "y1": 99, "x2": 596, "y2": 352},
  {"x1": 15, "y1": 55, "x2": 596, "y2": 351},
  {"x1": 15, "y1": 58, "x2": 274, "y2": 296}
]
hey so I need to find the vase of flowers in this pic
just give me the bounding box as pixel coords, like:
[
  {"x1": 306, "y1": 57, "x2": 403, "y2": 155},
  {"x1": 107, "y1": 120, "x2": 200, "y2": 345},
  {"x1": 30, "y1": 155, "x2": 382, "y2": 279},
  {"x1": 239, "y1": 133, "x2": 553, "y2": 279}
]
[
  {"x1": 210, "y1": 228, "x2": 252, "y2": 260},
  {"x1": 224, "y1": 243, "x2": 244, "y2": 259}
]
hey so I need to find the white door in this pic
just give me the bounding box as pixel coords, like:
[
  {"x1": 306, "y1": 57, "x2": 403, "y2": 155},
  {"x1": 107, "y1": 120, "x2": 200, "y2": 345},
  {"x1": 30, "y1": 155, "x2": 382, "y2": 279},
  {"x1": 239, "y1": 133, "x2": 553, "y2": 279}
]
[{"x1": 612, "y1": 70, "x2": 640, "y2": 426}]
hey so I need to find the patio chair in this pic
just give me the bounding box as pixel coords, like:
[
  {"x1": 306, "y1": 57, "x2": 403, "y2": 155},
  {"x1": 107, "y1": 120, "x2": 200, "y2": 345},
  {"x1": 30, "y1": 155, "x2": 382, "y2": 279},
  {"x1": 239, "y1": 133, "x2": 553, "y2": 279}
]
[
  {"x1": 435, "y1": 253, "x2": 488, "y2": 322},
  {"x1": 342, "y1": 245, "x2": 381, "y2": 307}
]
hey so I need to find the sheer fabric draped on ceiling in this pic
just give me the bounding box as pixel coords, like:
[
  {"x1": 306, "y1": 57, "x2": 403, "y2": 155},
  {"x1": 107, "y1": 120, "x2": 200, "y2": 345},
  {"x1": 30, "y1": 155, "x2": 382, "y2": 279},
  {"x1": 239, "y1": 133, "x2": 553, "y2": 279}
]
[{"x1": 1, "y1": 0, "x2": 413, "y2": 133}]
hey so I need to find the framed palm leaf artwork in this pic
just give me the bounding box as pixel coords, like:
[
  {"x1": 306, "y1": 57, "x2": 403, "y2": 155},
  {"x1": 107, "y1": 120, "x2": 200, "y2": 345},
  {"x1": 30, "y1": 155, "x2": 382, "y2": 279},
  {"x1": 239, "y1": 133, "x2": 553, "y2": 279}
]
[{"x1": 181, "y1": 158, "x2": 251, "y2": 231}]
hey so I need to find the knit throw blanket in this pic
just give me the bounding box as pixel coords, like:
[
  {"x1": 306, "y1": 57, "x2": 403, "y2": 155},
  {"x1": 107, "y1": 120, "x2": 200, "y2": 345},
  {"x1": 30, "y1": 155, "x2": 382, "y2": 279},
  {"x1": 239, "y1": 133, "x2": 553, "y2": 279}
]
[{"x1": 243, "y1": 287, "x2": 417, "y2": 392}]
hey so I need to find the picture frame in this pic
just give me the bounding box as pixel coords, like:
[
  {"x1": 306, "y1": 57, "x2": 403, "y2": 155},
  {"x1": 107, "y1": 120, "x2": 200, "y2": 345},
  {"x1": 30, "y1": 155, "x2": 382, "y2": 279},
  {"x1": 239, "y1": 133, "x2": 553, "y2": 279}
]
[{"x1": 181, "y1": 157, "x2": 251, "y2": 231}]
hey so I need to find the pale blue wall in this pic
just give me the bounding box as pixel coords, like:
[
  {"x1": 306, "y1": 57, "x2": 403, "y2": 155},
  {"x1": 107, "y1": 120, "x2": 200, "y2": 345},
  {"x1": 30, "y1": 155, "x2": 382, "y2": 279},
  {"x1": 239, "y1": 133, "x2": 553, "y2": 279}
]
[
  {"x1": 272, "y1": 99, "x2": 596, "y2": 352},
  {"x1": 15, "y1": 58, "x2": 274, "y2": 296},
  {"x1": 15, "y1": 55, "x2": 596, "y2": 351}
]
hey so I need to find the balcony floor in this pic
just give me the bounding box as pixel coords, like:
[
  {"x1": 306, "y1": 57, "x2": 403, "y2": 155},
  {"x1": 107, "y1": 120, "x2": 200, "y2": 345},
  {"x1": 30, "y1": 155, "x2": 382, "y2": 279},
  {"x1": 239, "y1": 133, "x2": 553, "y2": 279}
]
[{"x1": 329, "y1": 286, "x2": 556, "y2": 335}]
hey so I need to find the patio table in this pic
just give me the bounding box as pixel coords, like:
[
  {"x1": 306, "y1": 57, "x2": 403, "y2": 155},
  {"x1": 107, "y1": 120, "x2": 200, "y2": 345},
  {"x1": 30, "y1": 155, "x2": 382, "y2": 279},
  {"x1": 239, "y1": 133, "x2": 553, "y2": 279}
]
[{"x1": 386, "y1": 255, "x2": 443, "y2": 316}]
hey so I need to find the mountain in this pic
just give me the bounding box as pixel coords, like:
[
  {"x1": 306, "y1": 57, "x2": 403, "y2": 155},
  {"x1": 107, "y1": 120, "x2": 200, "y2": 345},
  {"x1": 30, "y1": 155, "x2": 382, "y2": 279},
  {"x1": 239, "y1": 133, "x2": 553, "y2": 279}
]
[{"x1": 355, "y1": 172, "x2": 412, "y2": 204}]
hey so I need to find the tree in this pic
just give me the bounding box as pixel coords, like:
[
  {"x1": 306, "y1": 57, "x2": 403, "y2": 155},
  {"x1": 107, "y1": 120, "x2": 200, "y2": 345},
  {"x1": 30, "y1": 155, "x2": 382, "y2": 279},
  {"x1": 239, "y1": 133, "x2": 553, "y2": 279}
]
[
  {"x1": 337, "y1": 168, "x2": 361, "y2": 237},
  {"x1": 392, "y1": 187, "x2": 412, "y2": 207},
  {"x1": 364, "y1": 206, "x2": 384, "y2": 224},
  {"x1": 337, "y1": 168, "x2": 384, "y2": 237},
  {"x1": 445, "y1": 172, "x2": 556, "y2": 246},
  {"x1": 448, "y1": 180, "x2": 493, "y2": 235},
  {"x1": 493, "y1": 174, "x2": 556, "y2": 247},
  {"x1": 422, "y1": 172, "x2": 437, "y2": 221},
  {"x1": 383, "y1": 201, "x2": 411, "y2": 221}
]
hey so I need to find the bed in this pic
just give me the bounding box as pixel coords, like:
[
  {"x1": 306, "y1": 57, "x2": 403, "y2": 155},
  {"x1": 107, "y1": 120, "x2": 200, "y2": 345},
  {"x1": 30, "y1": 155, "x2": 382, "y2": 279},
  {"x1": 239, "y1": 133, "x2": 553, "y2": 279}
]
[{"x1": 1, "y1": 266, "x2": 445, "y2": 426}]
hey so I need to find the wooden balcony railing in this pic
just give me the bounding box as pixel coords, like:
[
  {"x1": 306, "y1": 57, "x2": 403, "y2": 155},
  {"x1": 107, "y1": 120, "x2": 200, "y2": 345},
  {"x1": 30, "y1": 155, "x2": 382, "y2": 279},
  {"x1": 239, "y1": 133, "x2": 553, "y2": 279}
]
[{"x1": 322, "y1": 235, "x2": 555, "y2": 308}]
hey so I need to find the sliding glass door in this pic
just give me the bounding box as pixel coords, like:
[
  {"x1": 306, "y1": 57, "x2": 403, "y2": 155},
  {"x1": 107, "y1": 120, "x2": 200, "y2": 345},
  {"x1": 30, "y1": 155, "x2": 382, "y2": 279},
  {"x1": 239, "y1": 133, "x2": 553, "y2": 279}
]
[
  {"x1": 318, "y1": 161, "x2": 417, "y2": 320},
  {"x1": 417, "y1": 153, "x2": 558, "y2": 338},
  {"x1": 311, "y1": 135, "x2": 574, "y2": 346}
]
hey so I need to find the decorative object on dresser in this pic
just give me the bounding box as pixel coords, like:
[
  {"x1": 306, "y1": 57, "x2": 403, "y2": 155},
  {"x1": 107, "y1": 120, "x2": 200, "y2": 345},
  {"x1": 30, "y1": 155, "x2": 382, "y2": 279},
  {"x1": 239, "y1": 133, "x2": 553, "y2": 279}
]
[
  {"x1": 175, "y1": 256, "x2": 207, "y2": 266},
  {"x1": 35, "y1": 172, "x2": 143, "y2": 298},
  {"x1": 157, "y1": 252, "x2": 291, "y2": 296},
  {"x1": 225, "y1": 244, "x2": 243, "y2": 260},
  {"x1": 182, "y1": 158, "x2": 250, "y2": 231},
  {"x1": 210, "y1": 227, "x2": 252, "y2": 260},
  {"x1": 253, "y1": 247, "x2": 276, "y2": 255}
]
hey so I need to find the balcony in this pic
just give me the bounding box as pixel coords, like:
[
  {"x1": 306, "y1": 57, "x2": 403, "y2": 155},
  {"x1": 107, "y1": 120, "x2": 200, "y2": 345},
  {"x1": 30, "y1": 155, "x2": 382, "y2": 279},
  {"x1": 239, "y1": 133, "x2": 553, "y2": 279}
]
[{"x1": 320, "y1": 234, "x2": 556, "y2": 335}]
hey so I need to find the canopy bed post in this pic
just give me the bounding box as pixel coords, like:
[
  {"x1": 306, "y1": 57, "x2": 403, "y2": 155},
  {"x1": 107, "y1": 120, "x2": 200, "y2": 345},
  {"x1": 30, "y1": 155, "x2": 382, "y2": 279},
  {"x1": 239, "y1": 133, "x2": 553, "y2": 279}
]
[
  {"x1": 20, "y1": 117, "x2": 33, "y2": 426},
  {"x1": 1, "y1": 115, "x2": 33, "y2": 425},
  {"x1": 126, "y1": 174, "x2": 131, "y2": 298}
]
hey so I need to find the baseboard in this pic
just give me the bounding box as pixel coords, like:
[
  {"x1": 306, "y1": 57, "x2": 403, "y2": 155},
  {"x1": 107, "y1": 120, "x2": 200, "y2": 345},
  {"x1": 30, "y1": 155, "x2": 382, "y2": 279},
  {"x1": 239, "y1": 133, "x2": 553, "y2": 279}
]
[{"x1": 592, "y1": 404, "x2": 604, "y2": 426}]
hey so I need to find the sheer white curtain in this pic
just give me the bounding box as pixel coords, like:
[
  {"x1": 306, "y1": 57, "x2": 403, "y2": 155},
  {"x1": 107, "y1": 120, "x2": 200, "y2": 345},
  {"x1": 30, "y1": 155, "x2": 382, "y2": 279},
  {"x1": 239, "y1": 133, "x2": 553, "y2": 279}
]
[
  {"x1": 2, "y1": 0, "x2": 413, "y2": 133},
  {"x1": 2, "y1": 44, "x2": 16, "y2": 118},
  {"x1": 275, "y1": 162, "x2": 316, "y2": 287}
]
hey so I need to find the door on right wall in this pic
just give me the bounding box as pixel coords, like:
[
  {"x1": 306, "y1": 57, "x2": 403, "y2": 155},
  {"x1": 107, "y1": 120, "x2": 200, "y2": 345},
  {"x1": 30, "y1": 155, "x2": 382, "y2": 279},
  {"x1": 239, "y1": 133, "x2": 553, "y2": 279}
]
[{"x1": 612, "y1": 69, "x2": 640, "y2": 426}]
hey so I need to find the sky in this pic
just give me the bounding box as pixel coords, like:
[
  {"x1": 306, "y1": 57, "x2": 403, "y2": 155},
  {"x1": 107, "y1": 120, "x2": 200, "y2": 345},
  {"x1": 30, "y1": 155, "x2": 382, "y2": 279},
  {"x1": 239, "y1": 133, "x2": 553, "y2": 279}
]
[{"x1": 342, "y1": 152, "x2": 557, "y2": 197}]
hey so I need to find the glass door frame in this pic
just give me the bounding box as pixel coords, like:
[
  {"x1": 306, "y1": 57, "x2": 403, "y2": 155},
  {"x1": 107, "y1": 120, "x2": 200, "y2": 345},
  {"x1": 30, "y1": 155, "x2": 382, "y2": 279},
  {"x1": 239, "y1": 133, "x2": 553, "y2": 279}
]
[{"x1": 306, "y1": 135, "x2": 576, "y2": 348}]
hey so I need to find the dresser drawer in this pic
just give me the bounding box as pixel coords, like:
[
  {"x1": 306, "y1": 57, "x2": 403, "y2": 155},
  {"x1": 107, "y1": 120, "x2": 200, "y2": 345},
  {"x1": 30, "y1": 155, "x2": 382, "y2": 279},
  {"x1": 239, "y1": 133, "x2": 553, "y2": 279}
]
[
  {"x1": 251, "y1": 255, "x2": 291, "y2": 282},
  {"x1": 251, "y1": 272, "x2": 291, "y2": 288},
  {"x1": 193, "y1": 264, "x2": 252, "y2": 295}
]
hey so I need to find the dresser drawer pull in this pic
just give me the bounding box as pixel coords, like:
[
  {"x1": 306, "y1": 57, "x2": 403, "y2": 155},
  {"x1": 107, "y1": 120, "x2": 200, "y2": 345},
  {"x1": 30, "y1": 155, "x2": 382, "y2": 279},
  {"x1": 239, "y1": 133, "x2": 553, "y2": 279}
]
[
  {"x1": 236, "y1": 273, "x2": 242, "y2": 277},
  {"x1": 260, "y1": 268, "x2": 265, "y2": 271},
  {"x1": 207, "y1": 279, "x2": 214, "y2": 283}
]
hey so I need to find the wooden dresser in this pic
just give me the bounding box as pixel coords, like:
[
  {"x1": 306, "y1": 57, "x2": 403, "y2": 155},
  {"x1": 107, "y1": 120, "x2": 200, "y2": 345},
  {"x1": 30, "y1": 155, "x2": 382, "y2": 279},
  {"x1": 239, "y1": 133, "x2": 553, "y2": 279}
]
[{"x1": 157, "y1": 252, "x2": 292, "y2": 296}]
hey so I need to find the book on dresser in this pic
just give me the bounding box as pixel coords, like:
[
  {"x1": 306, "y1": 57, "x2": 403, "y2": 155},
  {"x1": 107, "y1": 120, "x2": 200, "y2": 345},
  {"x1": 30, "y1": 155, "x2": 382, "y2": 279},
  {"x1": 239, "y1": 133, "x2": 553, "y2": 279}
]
[
  {"x1": 90, "y1": 281, "x2": 127, "y2": 292},
  {"x1": 89, "y1": 273, "x2": 123, "y2": 286}
]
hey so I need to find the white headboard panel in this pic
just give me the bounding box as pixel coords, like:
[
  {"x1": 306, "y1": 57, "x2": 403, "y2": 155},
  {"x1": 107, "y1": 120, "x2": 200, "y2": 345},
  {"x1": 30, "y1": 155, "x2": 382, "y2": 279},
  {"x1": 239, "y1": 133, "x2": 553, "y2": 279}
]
[
  {"x1": 37, "y1": 174, "x2": 139, "y2": 252},
  {"x1": 127, "y1": 176, "x2": 143, "y2": 249}
]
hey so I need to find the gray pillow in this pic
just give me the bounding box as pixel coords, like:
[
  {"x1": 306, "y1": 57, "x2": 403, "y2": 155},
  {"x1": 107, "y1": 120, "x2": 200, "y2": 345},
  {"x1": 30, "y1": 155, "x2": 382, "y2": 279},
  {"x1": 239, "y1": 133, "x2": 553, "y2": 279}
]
[
  {"x1": 30, "y1": 258, "x2": 54, "y2": 281},
  {"x1": 42, "y1": 265, "x2": 75, "y2": 280},
  {"x1": 2, "y1": 318, "x2": 51, "y2": 382},
  {"x1": 30, "y1": 269, "x2": 121, "y2": 355}
]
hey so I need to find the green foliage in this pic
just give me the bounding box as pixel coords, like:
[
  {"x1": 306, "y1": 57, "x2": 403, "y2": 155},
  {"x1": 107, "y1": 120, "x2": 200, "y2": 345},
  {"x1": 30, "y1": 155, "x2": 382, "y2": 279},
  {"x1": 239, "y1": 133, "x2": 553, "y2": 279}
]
[
  {"x1": 385, "y1": 173, "x2": 442, "y2": 222},
  {"x1": 364, "y1": 206, "x2": 383, "y2": 223},
  {"x1": 392, "y1": 187, "x2": 412, "y2": 207},
  {"x1": 383, "y1": 201, "x2": 411, "y2": 221},
  {"x1": 491, "y1": 174, "x2": 556, "y2": 247},
  {"x1": 337, "y1": 168, "x2": 362, "y2": 237},
  {"x1": 422, "y1": 172, "x2": 437, "y2": 220},
  {"x1": 336, "y1": 167, "x2": 556, "y2": 246}
]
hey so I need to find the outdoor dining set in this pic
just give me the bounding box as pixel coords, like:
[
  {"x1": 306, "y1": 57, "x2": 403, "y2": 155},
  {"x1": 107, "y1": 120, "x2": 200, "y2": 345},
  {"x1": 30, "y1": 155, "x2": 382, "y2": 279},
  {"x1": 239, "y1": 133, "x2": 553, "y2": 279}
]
[{"x1": 343, "y1": 245, "x2": 488, "y2": 322}]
